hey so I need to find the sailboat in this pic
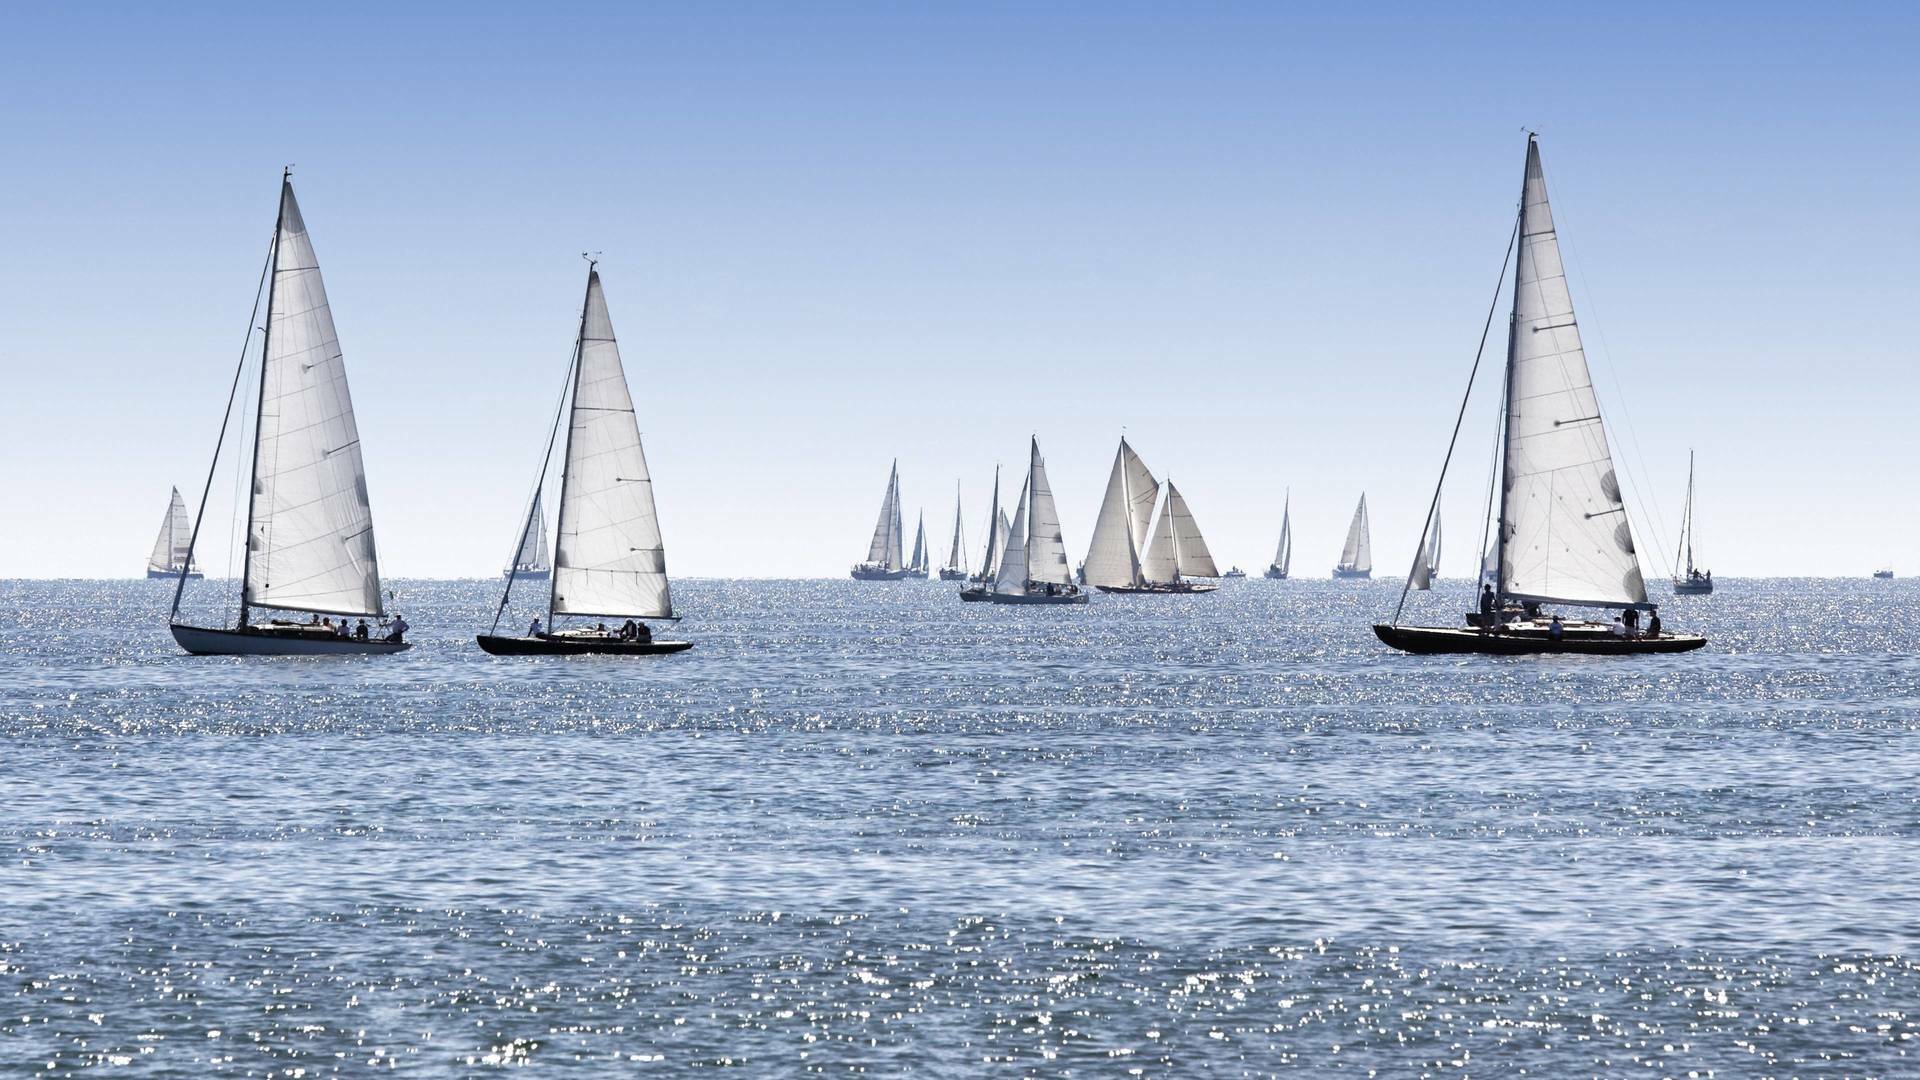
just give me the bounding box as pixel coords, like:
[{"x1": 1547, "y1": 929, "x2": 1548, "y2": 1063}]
[
  {"x1": 1375, "y1": 136, "x2": 1704, "y2": 654},
  {"x1": 1083, "y1": 440, "x2": 1221, "y2": 594},
  {"x1": 477, "y1": 260, "x2": 690, "y2": 656},
  {"x1": 169, "y1": 172, "x2": 408, "y2": 656},
  {"x1": 1410, "y1": 496, "x2": 1442, "y2": 590},
  {"x1": 502, "y1": 490, "x2": 551, "y2": 580},
  {"x1": 1875, "y1": 568, "x2": 1896, "y2": 580},
  {"x1": 959, "y1": 468, "x2": 1005, "y2": 600},
  {"x1": 939, "y1": 484, "x2": 970, "y2": 580},
  {"x1": 1264, "y1": 490, "x2": 1292, "y2": 579},
  {"x1": 851, "y1": 461, "x2": 916, "y2": 580},
  {"x1": 985, "y1": 438, "x2": 1088, "y2": 605},
  {"x1": 907, "y1": 511, "x2": 930, "y2": 578},
  {"x1": 1670, "y1": 452, "x2": 1713, "y2": 595},
  {"x1": 1332, "y1": 495, "x2": 1372, "y2": 579},
  {"x1": 146, "y1": 487, "x2": 201, "y2": 580}
]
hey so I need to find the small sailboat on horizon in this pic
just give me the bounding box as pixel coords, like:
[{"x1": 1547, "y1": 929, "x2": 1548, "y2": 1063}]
[
  {"x1": 1409, "y1": 496, "x2": 1442, "y2": 591},
  {"x1": 938, "y1": 483, "x2": 970, "y2": 581},
  {"x1": 1375, "y1": 135, "x2": 1703, "y2": 655},
  {"x1": 907, "y1": 510, "x2": 930, "y2": 578},
  {"x1": 476, "y1": 259, "x2": 690, "y2": 657},
  {"x1": 851, "y1": 461, "x2": 918, "y2": 580},
  {"x1": 169, "y1": 171, "x2": 409, "y2": 656},
  {"x1": 1332, "y1": 494, "x2": 1372, "y2": 579},
  {"x1": 1264, "y1": 490, "x2": 1292, "y2": 579},
  {"x1": 958, "y1": 469, "x2": 1014, "y2": 599},
  {"x1": 503, "y1": 490, "x2": 551, "y2": 581},
  {"x1": 1670, "y1": 451, "x2": 1712, "y2": 595},
  {"x1": 146, "y1": 487, "x2": 201, "y2": 580}
]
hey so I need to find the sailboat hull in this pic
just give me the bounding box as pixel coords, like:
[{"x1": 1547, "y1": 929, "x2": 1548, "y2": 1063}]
[
  {"x1": 475, "y1": 634, "x2": 692, "y2": 657},
  {"x1": 851, "y1": 567, "x2": 922, "y2": 580},
  {"x1": 502, "y1": 569, "x2": 550, "y2": 580},
  {"x1": 937, "y1": 569, "x2": 969, "y2": 581},
  {"x1": 1373, "y1": 624, "x2": 1706, "y2": 655},
  {"x1": 958, "y1": 586, "x2": 990, "y2": 602},
  {"x1": 1332, "y1": 568, "x2": 1371, "y2": 580},
  {"x1": 148, "y1": 569, "x2": 204, "y2": 580},
  {"x1": 984, "y1": 589, "x2": 1089, "y2": 605},
  {"x1": 1671, "y1": 579, "x2": 1713, "y2": 595},
  {"x1": 171, "y1": 623, "x2": 412, "y2": 656},
  {"x1": 1097, "y1": 582, "x2": 1219, "y2": 594}
]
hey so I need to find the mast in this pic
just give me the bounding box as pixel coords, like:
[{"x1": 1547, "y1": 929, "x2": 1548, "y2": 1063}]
[
  {"x1": 546, "y1": 259, "x2": 597, "y2": 629},
  {"x1": 237, "y1": 169, "x2": 289, "y2": 629},
  {"x1": 1494, "y1": 143, "x2": 1528, "y2": 606},
  {"x1": 978, "y1": 466, "x2": 1001, "y2": 580},
  {"x1": 1674, "y1": 450, "x2": 1696, "y2": 576},
  {"x1": 1278, "y1": 489, "x2": 1290, "y2": 574}
]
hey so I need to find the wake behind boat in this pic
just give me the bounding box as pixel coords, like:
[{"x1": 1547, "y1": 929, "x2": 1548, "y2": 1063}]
[
  {"x1": 1375, "y1": 135, "x2": 1703, "y2": 657},
  {"x1": 476, "y1": 260, "x2": 689, "y2": 658},
  {"x1": 168, "y1": 171, "x2": 411, "y2": 657}
]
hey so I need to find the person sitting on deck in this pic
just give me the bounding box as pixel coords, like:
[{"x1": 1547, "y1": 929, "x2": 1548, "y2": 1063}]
[
  {"x1": 355, "y1": 619, "x2": 369, "y2": 641},
  {"x1": 322, "y1": 617, "x2": 334, "y2": 634},
  {"x1": 1646, "y1": 610, "x2": 1662, "y2": 638},
  {"x1": 386, "y1": 614, "x2": 409, "y2": 644},
  {"x1": 1549, "y1": 615, "x2": 1564, "y2": 641},
  {"x1": 528, "y1": 616, "x2": 543, "y2": 639},
  {"x1": 1623, "y1": 608, "x2": 1640, "y2": 636},
  {"x1": 335, "y1": 620, "x2": 350, "y2": 637},
  {"x1": 619, "y1": 619, "x2": 638, "y2": 641},
  {"x1": 1610, "y1": 614, "x2": 1627, "y2": 637}
]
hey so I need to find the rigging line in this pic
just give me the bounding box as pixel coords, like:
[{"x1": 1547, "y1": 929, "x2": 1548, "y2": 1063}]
[
  {"x1": 1391, "y1": 205, "x2": 1521, "y2": 627},
  {"x1": 1534, "y1": 150, "x2": 1677, "y2": 584},
  {"x1": 489, "y1": 327, "x2": 583, "y2": 636},
  {"x1": 172, "y1": 236, "x2": 275, "y2": 623},
  {"x1": 1475, "y1": 380, "x2": 1504, "y2": 584}
]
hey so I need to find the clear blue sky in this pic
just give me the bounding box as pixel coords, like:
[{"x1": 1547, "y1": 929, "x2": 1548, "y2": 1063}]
[{"x1": 3, "y1": 2, "x2": 1915, "y2": 578}]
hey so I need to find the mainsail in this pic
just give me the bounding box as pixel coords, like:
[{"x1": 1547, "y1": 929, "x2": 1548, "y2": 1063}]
[
  {"x1": 1271, "y1": 491, "x2": 1292, "y2": 575},
  {"x1": 992, "y1": 510, "x2": 1011, "y2": 577},
  {"x1": 148, "y1": 487, "x2": 195, "y2": 575},
  {"x1": 1083, "y1": 438, "x2": 1158, "y2": 588},
  {"x1": 863, "y1": 462, "x2": 905, "y2": 571},
  {"x1": 976, "y1": 468, "x2": 1003, "y2": 581},
  {"x1": 1025, "y1": 438, "x2": 1072, "y2": 585},
  {"x1": 508, "y1": 490, "x2": 551, "y2": 574},
  {"x1": 549, "y1": 268, "x2": 673, "y2": 619},
  {"x1": 1140, "y1": 481, "x2": 1220, "y2": 582},
  {"x1": 1497, "y1": 137, "x2": 1647, "y2": 609},
  {"x1": 1412, "y1": 497, "x2": 1442, "y2": 591},
  {"x1": 944, "y1": 484, "x2": 967, "y2": 573},
  {"x1": 993, "y1": 478, "x2": 1031, "y2": 593},
  {"x1": 1338, "y1": 495, "x2": 1372, "y2": 574},
  {"x1": 245, "y1": 179, "x2": 383, "y2": 618}
]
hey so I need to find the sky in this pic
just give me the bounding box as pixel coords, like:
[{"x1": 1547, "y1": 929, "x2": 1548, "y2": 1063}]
[{"x1": 2, "y1": 2, "x2": 1916, "y2": 579}]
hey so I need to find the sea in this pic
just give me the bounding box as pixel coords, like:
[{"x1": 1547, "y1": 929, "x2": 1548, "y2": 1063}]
[{"x1": 3, "y1": 576, "x2": 1919, "y2": 1075}]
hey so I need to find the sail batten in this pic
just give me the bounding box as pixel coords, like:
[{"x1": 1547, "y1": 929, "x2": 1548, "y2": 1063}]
[
  {"x1": 244, "y1": 181, "x2": 383, "y2": 618},
  {"x1": 549, "y1": 269, "x2": 672, "y2": 619},
  {"x1": 1496, "y1": 137, "x2": 1647, "y2": 607}
]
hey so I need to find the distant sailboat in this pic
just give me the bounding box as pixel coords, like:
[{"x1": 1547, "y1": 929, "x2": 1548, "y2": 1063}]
[
  {"x1": 477, "y1": 260, "x2": 690, "y2": 656},
  {"x1": 1875, "y1": 568, "x2": 1895, "y2": 580},
  {"x1": 939, "y1": 483, "x2": 970, "y2": 580},
  {"x1": 503, "y1": 490, "x2": 551, "y2": 580},
  {"x1": 169, "y1": 171, "x2": 408, "y2": 656},
  {"x1": 907, "y1": 510, "x2": 930, "y2": 578},
  {"x1": 1376, "y1": 135, "x2": 1704, "y2": 654},
  {"x1": 146, "y1": 487, "x2": 201, "y2": 580},
  {"x1": 852, "y1": 461, "x2": 916, "y2": 580},
  {"x1": 985, "y1": 438, "x2": 1088, "y2": 605},
  {"x1": 959, "y1": 467, "x2": 1005, "y2": 600},
  {"x1": 1332, "y1": 494, "x2": 1372, "y2": 579},
  {"x1": 1670, "y1": 452, "x2": 1713, "y2": 595},
  {"x1": 1264, "y1": 490, "x2": 1292, "y2": 579},
  {"x1": 1410, "y1": 496, "x2": 1442, "y2": 591}
]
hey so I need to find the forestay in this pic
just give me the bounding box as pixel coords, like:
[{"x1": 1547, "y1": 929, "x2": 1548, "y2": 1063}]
[
  {"x1": 246, "y1": 181, "x2": 383, "y2": 617},
  {"x1": 550, "y1": 270, "x2": 672, "y2": 619},
  {"x1": 1498, "y1": 138, "x2": 1647, "y2": 609}
]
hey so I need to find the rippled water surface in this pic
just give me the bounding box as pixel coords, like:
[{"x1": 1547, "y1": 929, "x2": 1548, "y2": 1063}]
[{"x1": 5, "y1": 577, "x2": 1920, "y2": 1075}]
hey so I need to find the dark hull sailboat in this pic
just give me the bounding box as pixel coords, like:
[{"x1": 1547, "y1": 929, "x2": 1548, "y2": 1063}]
[
  {"x1": 1098, "y1": 581, "x2": 1218, "y2": 594},
  {"x1": 985, "y1": 588, "x2": 1089, "y2": 605},
  {"x1": 172, "y1": 623, "x2": 410, "y2": 656},
  {"x1": 1331, "y1": 568, "x2": 1371, "y2": 580},
  {"x1": 1264, "y1": 566, "x2": 1288, "y2": 580},
  {"x1": 1672, "y1": 574, "x2": 1713, "y2": 595},
  {"x1": 1374, "y1": 623, "x2": 1705, "y2": 655},
  {"x1": 851, "y1": 566, "x2": 920, "y2": 581},
  {"x1": 476, "y1": 632, "x2": 690, "y2": 656},
  {"x1": 938, "y1": 568, "x2": 969, "y2": 581}
]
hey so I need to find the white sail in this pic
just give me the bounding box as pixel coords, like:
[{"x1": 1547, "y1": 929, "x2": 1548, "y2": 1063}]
[
  {"x1": 1025, "y1": 439, "x2": 1072, "y2": 585},
  {"x1": 864, "y1": 462, "x2": 901, "y2": 569},
  {"x1": 992, "y1": 510, "x2": 1012, "y2": 576},
  {"x1": 1498, "y1": 138, "x2": 1647, "y2": 608},
  {"x1": 149, "y1": 487, "x2": 195, "y2": 574},
  {"x1": 1674, "y1": 451, "x2": 1700, "y2": 578},
  {"x1": 508, "y1": 490, "x2": 550, "y2": 573},
  {"x1": 1166, "y1": 483, "x2": 1218, "y2": 578},
  {"x1": 945, "y1": 484, "x2": 967, "y2": 572},
  {"x1": 549, "y1": 269, "x2": 673, "y2": 619},
  {"x1": 1139, "y1": 489, "x2": 1177, "y2": 582},
  {"x1": 909, "y1": 511, "x2": 927, "y2": 572},
  {"x1": 245, "y1": 181, "x2": 383, "y2": 617},
  {"x1": 975, "y1": 469, "x2": 1002, "y2": 580},
  {"x1": 1083, "y1": 439, "x2": 1157, "y2": 588},
  {"x1": 1338, "y1": 495, "x2": 1371, "y2": 573},
  {"x1": 994, "y1": 478, "x2": 1031, "y2": 592},
  {"x1": 1272, "y1": 492, "x2": 1292, "y2": 574}
]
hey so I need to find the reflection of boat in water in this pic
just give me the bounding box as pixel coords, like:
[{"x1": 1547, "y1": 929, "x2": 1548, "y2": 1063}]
[
  {"x1": 502, "y1": 489, "x2": 551, "y2": 581},
  {"x1": 1670, "y1": 452, "x2": 1713, "y2": 595},
  {"x1": 1332, "y1": 494, "x2": 1371, "y2": 579},
  {"x1": 983, "y1": 438, "x2": 1088, "y2": 605},
  {"x1": 169, "y1": 171, "x2": 409, "y2": 657},
  {"x1": 1265, "y1": 490, "x2": 1291, "y2": 579},
  {"x1": 852, "y1": 461, "x2": 919, "y2": 580},
  {"x1": 1874, "y1": 568, "x2": 1895, "y2": 580},
  {"x1": 1081, "y1": 437, "x2": 1220, "y2": 595},
  {"x1": 475, "y1": 260, "x2": 689, "y2": 658},
  {"x1": 1375, "y1": 136, "x2": 1703, "y2": 656},
  {"x1": 146, "y1": 486, "x2": 202, "y2": 580}
]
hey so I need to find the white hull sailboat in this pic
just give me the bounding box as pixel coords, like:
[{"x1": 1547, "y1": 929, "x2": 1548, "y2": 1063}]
[
  {"x1": 984, "y1": 438, "x2": 1087, "y2": 605},
  {"x1": 169, "y1": 171, "x2": 409, "y2": 657},
  {"x1": 1332, "y1": 494, "x2": 1372, "y2": 579},
  {"x1": 1264, "y1": 490, "x2": 1292, "y2": 579},
  {"x1": 938, "y1": 483, "x2": 970, "y2": 580},
  {"x1": 478, "y1": 259, "x2": 691, "y2": 657},
  {"x1": 146, "y1": 486, "x2": 202, "y2": 580},
  {"x1": 1670, "y1": 451, "x2": 1713, "y2": 595},
  {"x1": 477, "y1": 260, "x2": 690, "y2": 657},
  {"x1": 1376, "y1": 136, "x2": 1703, "y2": 655},
  {"x1": 1082, "y1": 438, "x2": 1221, "y2": 594},
  {"x1": 852, "y1": 461, "x2": 917, "y2": 580},
  {"x1": 503, "y1": 490, "x2": 551, "y2": 581}
]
